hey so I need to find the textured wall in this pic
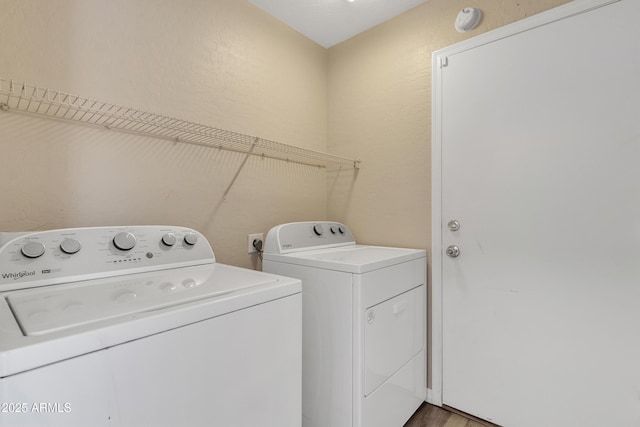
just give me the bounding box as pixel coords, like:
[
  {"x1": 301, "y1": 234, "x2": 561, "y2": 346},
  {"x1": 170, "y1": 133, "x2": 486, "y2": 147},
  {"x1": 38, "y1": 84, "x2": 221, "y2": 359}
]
[
  {"x1": 0, "y1": 0, "x2": 328, "y2": 268},
  {"x1": 326, "y1": 0, "x2": 572, "y2": 389}
]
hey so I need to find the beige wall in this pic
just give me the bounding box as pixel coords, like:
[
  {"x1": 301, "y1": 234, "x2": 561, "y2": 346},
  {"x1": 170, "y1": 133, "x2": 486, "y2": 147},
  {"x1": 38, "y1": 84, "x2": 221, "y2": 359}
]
[
  {"x1": 0, "y1": 0, "x2": 328, "y2": 268},
  {"x1": 326, "y1": 0, "x2": 571, "y2": 388}
]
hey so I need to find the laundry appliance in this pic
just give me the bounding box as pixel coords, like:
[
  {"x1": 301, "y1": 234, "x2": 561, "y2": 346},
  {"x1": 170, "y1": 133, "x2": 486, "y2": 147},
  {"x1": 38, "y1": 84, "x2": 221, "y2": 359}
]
[
  {"x1": 262, "y1": 221, "x2": 426, "y2": 427},
  {"x1": 0, "y1": 225, "x2": 301, "y2": 427}
]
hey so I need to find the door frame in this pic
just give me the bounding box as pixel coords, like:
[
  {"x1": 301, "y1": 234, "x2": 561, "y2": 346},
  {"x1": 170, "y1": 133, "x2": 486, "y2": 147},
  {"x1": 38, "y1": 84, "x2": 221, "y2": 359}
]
[{"x1": 429, "y1": 0, "x2": 618, "y2": 407}]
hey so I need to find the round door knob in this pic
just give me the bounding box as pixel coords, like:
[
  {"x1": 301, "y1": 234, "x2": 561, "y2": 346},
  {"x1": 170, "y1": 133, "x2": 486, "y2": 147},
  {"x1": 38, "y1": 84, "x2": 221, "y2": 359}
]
[
  {"x1": 60, "y1": 238, "x2": 82, "y2": 254},
  {"x1": 313, "y1": 224, "x2": 324, "y2": 236},
  {"x1": 184, "y1": 232, "x2": 198, "y2": 246},
  {"x1": 446, "y1": 245, "x2": 460, "y2": 258},
  {"x1": 113, "y1": 232, "x2": 136, "y2": 251},
  {"x1": 161, "y1": 233, "x2": 177, "y2": 246},
  {"x1": 448, "y1": 220, "x2": 461, "y2": 231},
  {"x1": 22, "y1": 241, "x2": 46, "y2": 258}
]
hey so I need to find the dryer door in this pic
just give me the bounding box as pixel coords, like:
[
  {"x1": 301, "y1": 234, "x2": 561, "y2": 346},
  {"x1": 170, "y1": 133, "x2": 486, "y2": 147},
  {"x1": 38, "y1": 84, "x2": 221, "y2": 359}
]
[{"x1": 363, "y1": 285, "x2": 424, "y2": 396}]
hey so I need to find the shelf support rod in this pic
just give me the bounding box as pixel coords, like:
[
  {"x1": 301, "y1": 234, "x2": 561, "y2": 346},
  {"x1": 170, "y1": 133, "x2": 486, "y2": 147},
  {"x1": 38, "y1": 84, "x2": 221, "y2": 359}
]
[{"x1": 222, "y1": 136, "x2": 259, "y2": 200}]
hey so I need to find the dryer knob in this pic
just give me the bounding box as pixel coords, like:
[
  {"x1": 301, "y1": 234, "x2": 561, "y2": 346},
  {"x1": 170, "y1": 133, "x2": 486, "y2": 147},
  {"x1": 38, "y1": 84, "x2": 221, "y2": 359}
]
[
  {"x1": 21, "y1": 241, "x2": 46, "y2": 258},
  {"x1": 184, "y1": 232, "x2": 198, "y2": 246},
  {"x1": 113, "y1": 232, "x2": 136, "y2": 251},
  {"x1": 330, "y1": 225, "x2": 338, "y2": 234},
  {"x1": 60, "y1": 238, "x2": 82, "y2": 254},
  {"x1": 161, "y1": 233, "x2": 177, "y2": 246},
  {"x1": 313, "y1": 224, "x2": 324, "y2": 236},
  {"x1": 338, "y1": 226, "x2": 345, "y2": 234}
]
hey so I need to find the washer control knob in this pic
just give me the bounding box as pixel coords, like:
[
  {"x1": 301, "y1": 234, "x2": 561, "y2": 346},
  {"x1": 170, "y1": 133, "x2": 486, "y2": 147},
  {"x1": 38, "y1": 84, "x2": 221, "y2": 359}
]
[
  {"x1": 330, "y1": 225, "x2": 338, "y2": 234},
  {"x1": 313, "y1": 224, "x2": 324, "y2": 236},
  {"x1": 184, "y1": 232, "x2": 198, "y2": 246},
  {"x1": 21, "y1": 241, "x2": 46, "y2": 258},
  {"x1": 113, "y1": 232, "x2": 136, "y2": 251},
  {"x1": 60, "y1": 238, "x2": 82, "y2": 254},
  {"x1": 338, "y1": 225, "x2": 345, "y2": 234},
  {"x1": 161, "y1": 233, "x2": 177, "y2": 246}
]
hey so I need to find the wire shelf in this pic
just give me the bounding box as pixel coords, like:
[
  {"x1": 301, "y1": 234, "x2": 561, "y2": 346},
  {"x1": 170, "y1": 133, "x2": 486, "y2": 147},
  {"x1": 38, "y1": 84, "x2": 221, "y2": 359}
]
[{"x1": 0, "y1": 78, "x2": 360, "y2": 169}]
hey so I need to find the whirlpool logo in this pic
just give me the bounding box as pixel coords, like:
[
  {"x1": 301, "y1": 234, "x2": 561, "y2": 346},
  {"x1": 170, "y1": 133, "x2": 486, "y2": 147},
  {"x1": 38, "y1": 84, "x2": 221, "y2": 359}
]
[{"x1": 1, "y1": 270, "x2": 36, "y2": 280}]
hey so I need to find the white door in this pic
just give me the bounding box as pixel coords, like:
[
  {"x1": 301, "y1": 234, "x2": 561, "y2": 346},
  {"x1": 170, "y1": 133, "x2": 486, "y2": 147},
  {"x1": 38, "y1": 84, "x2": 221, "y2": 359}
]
[{"x1": 435, "y1": 1, "x2": 640, "y2": 426}]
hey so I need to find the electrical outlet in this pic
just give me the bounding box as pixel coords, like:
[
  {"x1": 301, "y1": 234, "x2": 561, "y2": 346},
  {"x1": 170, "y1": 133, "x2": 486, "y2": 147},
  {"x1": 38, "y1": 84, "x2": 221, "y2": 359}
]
[{"x1": 247, "y1": 233, "x2": 263, "y2": 254}]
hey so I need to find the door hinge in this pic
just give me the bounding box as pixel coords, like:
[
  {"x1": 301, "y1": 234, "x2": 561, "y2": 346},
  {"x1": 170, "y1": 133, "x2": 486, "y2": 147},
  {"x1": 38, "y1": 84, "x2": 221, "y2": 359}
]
[{"x1": 440, "y1": 57, "x2": 449, "y2": 68}]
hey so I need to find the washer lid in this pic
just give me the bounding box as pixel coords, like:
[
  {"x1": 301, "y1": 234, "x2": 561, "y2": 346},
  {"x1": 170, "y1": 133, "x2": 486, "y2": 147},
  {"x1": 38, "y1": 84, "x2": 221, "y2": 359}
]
[
  {"x1": 6, "y1": 264, "x2": 279, "y2": 336},
  {"x1": 264, "y1": 245, "x2": 426, "y2": 273},
  {"x1": 0, "y1": 264, "x2": 300, "y2": 378}
]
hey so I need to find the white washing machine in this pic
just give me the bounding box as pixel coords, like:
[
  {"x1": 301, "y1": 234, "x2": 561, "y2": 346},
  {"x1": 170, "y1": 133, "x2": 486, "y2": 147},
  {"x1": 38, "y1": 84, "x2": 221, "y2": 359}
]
[
  {"x1": 262, "y1": 221, "x2": 426, "y2": 427},
  {"x1": 0, "y1": 225, "x2": 301, "y2": 427}
]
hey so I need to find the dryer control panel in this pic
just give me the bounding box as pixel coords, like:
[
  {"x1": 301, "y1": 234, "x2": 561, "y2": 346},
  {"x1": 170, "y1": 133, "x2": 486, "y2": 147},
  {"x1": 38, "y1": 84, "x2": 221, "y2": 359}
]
[
  {"x1": 0, "y1": 226, "x2": 214, "y2": 291},
  {"x1": 264, "y1": 221, "x2": 355, "y2": 254}
]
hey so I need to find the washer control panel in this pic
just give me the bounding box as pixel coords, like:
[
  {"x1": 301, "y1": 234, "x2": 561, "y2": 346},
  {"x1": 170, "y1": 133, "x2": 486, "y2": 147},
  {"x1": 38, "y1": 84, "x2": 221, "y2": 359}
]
[
  {"x1": 264, "y1": 221, "x2": 355, "y2": 254},
  {"x1": 0, "y1": 226, "x2": 214, "y2": 291}
]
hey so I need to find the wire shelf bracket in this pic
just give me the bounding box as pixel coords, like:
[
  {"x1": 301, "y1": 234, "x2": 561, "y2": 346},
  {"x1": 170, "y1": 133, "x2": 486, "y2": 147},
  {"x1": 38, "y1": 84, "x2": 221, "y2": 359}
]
[{"x1": 0, "y1": 77, "x2": 361, "y2": 169}]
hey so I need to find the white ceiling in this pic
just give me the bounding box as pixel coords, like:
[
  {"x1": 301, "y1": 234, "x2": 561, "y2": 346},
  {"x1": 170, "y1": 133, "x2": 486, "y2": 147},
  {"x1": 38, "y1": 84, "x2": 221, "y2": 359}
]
[{"x1": 248, "y1": 0, "x2": 429, "y2": 48}]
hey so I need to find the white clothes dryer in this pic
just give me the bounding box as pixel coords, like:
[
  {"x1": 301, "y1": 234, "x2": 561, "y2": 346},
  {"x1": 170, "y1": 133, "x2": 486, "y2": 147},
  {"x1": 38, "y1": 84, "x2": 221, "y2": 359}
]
[
  {"x1": 263, "y1": 221, "x2": 426, "y2": 427},
  {"x1": 0, "y1": 225, "x2": 301, "y2": 427}
]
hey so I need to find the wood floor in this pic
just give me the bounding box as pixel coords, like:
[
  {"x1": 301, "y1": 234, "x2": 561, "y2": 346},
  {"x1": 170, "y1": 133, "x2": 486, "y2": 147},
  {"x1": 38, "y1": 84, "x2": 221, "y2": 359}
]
[{"x1": 404, "y1": 403, "x2": 493, "y2": 427}]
